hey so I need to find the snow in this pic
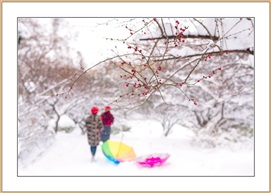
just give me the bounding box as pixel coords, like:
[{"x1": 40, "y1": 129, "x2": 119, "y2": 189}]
[
  {"x1": 168, "y1": 46, "x2": 196, "y2": 58},
  {"x1": 24, "y1": 81, "x2": 36, "y2": 92},
  {"x1": 58, "y1": 114, "x2": 75, "y2": 128},
  {"x1": 19, "y1": 119, "x2": 253, "y2": 176}
]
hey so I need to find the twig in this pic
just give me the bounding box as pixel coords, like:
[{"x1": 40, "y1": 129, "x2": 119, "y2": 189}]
[
  {"x1": 140, "y1": 34, "x2": 219, "y2": 41},
  {"x1": 153, "y1": 49, "x2": 253, "y2": 62},
  {"x1": 193, "y1": 18, "x2": 214, "y2": 41}
]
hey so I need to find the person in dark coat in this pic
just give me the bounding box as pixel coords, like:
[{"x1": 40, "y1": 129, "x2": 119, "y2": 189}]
[
  {"x1": 100, "y1": 105, "x2": 114, "y2": 142},
  {"x1": 85, "y1": 106, "x2": 103, "y2": 161}
]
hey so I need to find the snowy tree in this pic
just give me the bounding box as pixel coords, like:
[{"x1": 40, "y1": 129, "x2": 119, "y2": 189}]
[
  {"x1": 153, "y1": 103, "x2": 186, "y2": 137},
  {"x1": 18, "y1": 18, "x2": 85, "y2": 166},
  {"x1": 65, "y1": 18, "x2": 254, "y2": 143}
]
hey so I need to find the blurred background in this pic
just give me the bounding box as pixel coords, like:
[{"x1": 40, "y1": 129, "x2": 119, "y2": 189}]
[{"x1": 18, "y1": 18, "x2": 254, "y2": 176}]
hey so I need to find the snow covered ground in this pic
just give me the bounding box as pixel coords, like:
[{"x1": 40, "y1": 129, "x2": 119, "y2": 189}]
[{"x1": 19, "y1": 119, "x2": 254, "y2": 177}]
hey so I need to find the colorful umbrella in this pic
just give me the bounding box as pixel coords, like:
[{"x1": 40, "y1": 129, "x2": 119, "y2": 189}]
[
  {"x1": 101, "y1": 140, "x2": 136, "y2": 164},
  {"x1": 135, "y1": 153, "x2": 170, "y2": 167}
]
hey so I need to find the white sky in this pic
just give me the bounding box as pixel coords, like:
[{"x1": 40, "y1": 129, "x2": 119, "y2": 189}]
[{"x1": 66, "y1": 18, "x2": 133, "y2": 67}]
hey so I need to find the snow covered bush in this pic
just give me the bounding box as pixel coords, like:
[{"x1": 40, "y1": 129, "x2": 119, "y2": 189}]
[
  {"x1": 192, "y1": 125, "x2": 254, "y2": 149},
  {"x1": 111, "y1": 124, "x2": 131, "y2": 135},
  {"x1": 57, "y1": 115, "x2": 76, "y2": 133},
  {"x1": 18, "y1": 106, "x2": 55, "y2": 168}
]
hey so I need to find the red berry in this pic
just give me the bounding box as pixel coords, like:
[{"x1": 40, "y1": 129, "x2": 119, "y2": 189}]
[
  {"x1": 158, "y1": 66, "x2": 162, "y2": 71},
  {"x1": 153, "y1": 18, "x2": 157, "y2": 21},
  {"x1": 218, "y1": 68, "x2": 222, "y2": 70},
  {"x1": 194, "y1": 101, "x2": 197, "y2": 105}
]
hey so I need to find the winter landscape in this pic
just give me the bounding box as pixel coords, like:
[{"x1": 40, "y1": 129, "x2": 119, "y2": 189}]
[{"x1": 18, "y1": 17, "x2": 254, "y2": 177}]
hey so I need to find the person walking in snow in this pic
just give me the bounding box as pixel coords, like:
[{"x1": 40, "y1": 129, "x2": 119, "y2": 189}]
[
  {"x1": 100, "y1": 105, "x2": 114, "y2": 142},
  {"x1": 85, "y1": 106, "x2": 103, "y2": 161}
]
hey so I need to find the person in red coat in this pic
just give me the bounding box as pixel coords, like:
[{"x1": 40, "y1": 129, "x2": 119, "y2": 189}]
[{"x1": 100, "y1": 106, "x2": 114, "y2": 142}]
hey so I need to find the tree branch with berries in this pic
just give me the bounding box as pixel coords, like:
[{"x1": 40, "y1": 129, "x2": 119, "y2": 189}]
[{"x1": 58, "y1": 18, "x2": 254, "y2": 111}]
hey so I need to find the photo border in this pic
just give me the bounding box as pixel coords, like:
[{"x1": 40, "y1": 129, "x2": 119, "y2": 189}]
[{"x1": 1, "y1": 0, "x2": 270, "y2": 192}]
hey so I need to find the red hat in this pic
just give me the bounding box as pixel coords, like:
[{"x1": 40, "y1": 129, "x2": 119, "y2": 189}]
[
  {"x1": 91, "y1": 106, "x2": 99, "y2": 114},
  {"x1": 105, "y1": 105, "x2": 111, "y2": 110}
]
